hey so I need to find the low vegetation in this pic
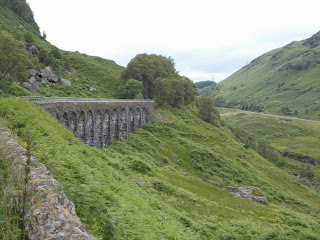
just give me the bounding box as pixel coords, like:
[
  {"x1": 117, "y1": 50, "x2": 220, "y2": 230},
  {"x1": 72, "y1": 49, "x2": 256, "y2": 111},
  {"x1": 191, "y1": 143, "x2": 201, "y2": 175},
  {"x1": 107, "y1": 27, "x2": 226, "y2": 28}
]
[
  {"x1": 0, "y1": 98, "x2": 320, "y2": 239},
  {"x1": 0, "y1": 133, "x2": 22, "y2": 239},
  {"x1": 221, "y1": 109, "x2": 320, "y2": 194},
  {"x1": 1, "y1": 1, "x2": 320, "y2": 239}
]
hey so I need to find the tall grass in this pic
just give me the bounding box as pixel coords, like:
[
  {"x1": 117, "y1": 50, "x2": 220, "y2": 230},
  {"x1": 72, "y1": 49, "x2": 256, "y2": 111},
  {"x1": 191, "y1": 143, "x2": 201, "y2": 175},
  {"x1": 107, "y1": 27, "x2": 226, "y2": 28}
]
[
  {"x1": 0, "y1": 131, "x2": 21, "y2": 239},
  {"x1": 0, "y1": 99, "x2": 320, "y2": 239}
]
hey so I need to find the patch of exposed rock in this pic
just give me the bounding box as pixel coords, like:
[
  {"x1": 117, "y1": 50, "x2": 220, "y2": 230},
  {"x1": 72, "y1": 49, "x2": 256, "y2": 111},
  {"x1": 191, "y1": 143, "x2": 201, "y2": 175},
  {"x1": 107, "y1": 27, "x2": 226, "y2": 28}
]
[
  {"x1": 23, "y1": 67, "x2": 72, "y2": 92},
  {"x1": 283, "y1": 152, "x2": 318, "y2": 166},
  {"x1": 0, "y1": 128, "x2": 96, "y2": 240},
  {"x1": 22, "y1": 82, "x2": 41, "y2": 93},
  {"x1": 66, "y1": 68, "x2": 77, "y2": 75},
  {"x1": 40, "y1": 66, "x2": 59, "y2": 83},
  {"x1": 131, "y1": 178, "x2": 146, "y2": 185},
  {"x1": 28, "y1": 45, "x2": 39, "y2": 55},
  {"x1": 19, "y1": 25, "x2": 25, "y2": 31},
  {"x1": 60, "y1": 78, "x2": 72, "y2": 86},
  {"x1": 303, "y1": 31, "x2": 320, "y2": 48},
  {"x1": 90, "y1": 87, "x2": 97, "y2": 92},
  {"x1": 28, "y1": 69, "x2": 38, "y2": 77},
  {"x1": 226, "y1": 186, "x2": 269, "y2": 205}
]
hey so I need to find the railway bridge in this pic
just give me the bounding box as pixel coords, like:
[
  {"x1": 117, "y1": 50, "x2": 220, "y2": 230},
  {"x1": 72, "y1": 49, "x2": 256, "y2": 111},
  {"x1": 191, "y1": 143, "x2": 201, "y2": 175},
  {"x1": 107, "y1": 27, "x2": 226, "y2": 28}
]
[{"x1": 20, "y1": 97, "x2": 155, "y2": 148}]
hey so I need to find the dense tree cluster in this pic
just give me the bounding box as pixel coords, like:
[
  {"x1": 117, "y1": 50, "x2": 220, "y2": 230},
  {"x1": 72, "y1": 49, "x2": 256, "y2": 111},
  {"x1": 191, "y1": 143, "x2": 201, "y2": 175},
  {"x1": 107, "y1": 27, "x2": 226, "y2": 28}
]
[
  {"x1": 122, "y1": 54, "x2": 196, "y2": 107},
  {"x1": 118, "y1": 79, "x2": 143, "y2": 99},
  {"x1": 197, "y1": 96, "x2": 220, "y2": 126},
  {"x1": 195, "y1": 80, "x2": 215, "y2": 89}
]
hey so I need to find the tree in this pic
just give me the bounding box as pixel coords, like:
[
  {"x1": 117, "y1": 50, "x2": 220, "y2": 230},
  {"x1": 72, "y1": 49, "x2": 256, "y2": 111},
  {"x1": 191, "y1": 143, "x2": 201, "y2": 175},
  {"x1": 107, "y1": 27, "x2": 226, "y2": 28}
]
[
  {"x1": 122, "y1": 53, "x2": 177, "y2": 99},
  {"x1": 195, "y1": 80, "x2": 216, "y2": 89},
  {"x1": 41, "y1": 31, "x2": 47, "y2": 41},
  {"x1": 118, "y1": 79, "x2": 143, "y2": 99},
  {"x1": 198, "y1": 96, "x2": 220, "y2": 126},
  {"x1": 154, "y1": 78, "x2": 181, "y2": 107},
  {"x1": 154, "y1": 77, "x2": 196, "y2": 108},
  {"x1": 0, "y1": 30, "x2": 30, "y2": 81}
]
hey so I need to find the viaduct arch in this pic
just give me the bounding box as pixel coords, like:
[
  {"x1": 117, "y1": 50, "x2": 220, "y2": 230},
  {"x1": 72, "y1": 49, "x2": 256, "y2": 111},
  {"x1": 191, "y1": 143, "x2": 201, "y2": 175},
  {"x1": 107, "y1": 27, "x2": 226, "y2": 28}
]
[{"x1": 34, "y1": 99, "x2": 155, "y2": 148}]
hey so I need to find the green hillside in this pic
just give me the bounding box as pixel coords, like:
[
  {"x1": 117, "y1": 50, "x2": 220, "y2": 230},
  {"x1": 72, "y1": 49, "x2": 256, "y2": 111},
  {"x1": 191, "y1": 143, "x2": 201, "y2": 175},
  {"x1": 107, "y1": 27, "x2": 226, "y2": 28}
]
[
  {"x1": 200, "y1": 31, "x2": 320, "y2": 120},
  {"x1": 1, "y1": 1, "x2": 320, "y2": 239},
  {"x1": 220, "y1": 109, "x2": 320, "y2": 193},
  {"x1": 1, "y1": 98, "x2": 320, "y2": 239},
  {"x1": 0, "y1": 0, "x2": 124, "y2": 98}
]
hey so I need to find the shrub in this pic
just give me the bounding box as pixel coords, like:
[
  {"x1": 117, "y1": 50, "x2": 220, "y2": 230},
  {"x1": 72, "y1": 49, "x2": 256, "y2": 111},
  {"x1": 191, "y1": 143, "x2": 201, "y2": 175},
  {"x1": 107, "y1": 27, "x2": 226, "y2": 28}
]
[
  {"x1": 126, "y1": 157, "x2": 152, "y2": 173},
  {"x1": 24, "y1": 31, "x2": 34, "y2": 43}
]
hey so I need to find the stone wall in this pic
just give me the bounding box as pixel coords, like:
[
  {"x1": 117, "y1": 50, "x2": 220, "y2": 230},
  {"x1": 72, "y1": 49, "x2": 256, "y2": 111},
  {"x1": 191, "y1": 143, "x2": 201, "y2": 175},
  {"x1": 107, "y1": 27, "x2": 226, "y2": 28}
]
[
  {"x1": 35, "y1": 101, "x2": 155, "y2": 148},
  {"x1": 0, "y1": 128, "x2": 96, "y2": 239}
]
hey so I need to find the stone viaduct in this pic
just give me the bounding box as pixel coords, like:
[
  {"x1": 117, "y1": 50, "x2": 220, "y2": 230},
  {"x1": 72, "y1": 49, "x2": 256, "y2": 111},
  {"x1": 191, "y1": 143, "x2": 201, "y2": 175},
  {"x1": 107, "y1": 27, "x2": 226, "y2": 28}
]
[{"x1": 30, "y1": 98, "x2": 155, "y2": 148}]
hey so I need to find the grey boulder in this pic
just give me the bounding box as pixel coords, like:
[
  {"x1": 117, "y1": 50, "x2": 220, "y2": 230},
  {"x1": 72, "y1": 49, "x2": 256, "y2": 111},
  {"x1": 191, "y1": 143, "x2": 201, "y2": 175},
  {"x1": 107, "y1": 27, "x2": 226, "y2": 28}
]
[
  {"x1": 226, "y1": 186, "x2": 269, "y2": 205},
  {"x1": 60, "y1": 78, "x2": 71, "y2": 86},
  {"x1": 28, "y1": 76, "x2": 37, "y2": 84},
  {"x1": 28, "y1": 69, "x2": 38, "y2": 77},
  {"x1": 22, "y1": 82, "x2": 41, "y2": 93},
  {"x1": 28, "y1": 45, "x2": 39, "y2": 55},
  {"x1": 40, "y1": 66, "x2": 59, "y2": 83}
]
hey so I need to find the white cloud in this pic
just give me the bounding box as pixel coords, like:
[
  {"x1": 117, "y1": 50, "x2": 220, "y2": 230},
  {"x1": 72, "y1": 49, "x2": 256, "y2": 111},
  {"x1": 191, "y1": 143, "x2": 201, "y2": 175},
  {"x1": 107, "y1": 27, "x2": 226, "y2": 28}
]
[{"x1": 27, "y1": 0, "x2": 320, "y2": 82}]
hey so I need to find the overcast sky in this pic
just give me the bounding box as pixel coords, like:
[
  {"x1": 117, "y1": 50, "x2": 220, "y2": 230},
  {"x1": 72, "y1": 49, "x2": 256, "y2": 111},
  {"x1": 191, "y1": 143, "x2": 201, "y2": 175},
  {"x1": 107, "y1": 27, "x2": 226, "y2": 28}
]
[{"x1": 27, "y1": 0, "x2": 320, "y2": 82}]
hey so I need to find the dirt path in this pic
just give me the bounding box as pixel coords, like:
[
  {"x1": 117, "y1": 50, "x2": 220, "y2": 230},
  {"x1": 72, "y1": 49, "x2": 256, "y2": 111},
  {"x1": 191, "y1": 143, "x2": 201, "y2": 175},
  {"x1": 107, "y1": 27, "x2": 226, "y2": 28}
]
[{"x1": 219, "y1": 107, "x2": 320, "y2": 123}]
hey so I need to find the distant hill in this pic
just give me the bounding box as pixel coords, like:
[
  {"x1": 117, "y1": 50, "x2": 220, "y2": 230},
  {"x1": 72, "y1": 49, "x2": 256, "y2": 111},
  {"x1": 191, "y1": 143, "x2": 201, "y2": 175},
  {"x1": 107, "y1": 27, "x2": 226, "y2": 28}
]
[
  {"x1": 200, "y1": 31, "x2": 320, "y2": 120},
  {"x1": 195, "y1": 80, "x2": 215, "y2": 89}
]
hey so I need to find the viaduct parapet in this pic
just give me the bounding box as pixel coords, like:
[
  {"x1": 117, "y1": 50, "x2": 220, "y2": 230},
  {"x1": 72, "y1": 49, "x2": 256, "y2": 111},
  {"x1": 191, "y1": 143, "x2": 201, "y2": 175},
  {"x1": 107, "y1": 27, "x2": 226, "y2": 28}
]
[{"x1": 27, "y1": 98, "x2": 155, "y2": 148}]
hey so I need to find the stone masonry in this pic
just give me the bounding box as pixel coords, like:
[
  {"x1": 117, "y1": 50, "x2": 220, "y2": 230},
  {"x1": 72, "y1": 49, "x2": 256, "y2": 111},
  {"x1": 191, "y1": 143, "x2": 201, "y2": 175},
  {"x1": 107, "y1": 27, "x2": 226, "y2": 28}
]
[
  {"x1": 35, "y1": 100, "x2": 155, "y2": 148},
  {"x1": 0, "y1": 128, "x2": 96, "y2": 239}
]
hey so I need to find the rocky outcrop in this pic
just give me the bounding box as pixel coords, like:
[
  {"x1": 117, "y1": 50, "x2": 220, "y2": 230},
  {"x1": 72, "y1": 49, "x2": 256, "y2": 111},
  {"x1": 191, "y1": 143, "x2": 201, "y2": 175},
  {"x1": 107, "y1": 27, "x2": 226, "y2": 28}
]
[
  {"x1": 19, "y1": 25, "x2": 25, "y2": 31},
  {"x1": 22, "y1": 82, "x2": 41, "y2": 93},
  {"x1": 283, "y1": 152, "x2": 318, "y2": 166},
  {"x1": 303, "y1": 31, "x2": 320, "y2": 48},
  {"x1": 90, "y1": 87, "x2": 97, "y2": 92},
  {"x1": 66, "y1": 68, "x2": 77, "y2": 75},
  {"x1": 0, "y1": 128, "x2": 96, "y2": 240},
  {"x1": 40, "y1": 66, "x2": 59, "y2": 83},
  {"x1": 28, "y1": 69, "x2": 38, "y2": 77},
  {"x1": 226, "y1": 186, "x2": 269, "y2": 205},
  {"x1": 60, "y1": 78, "x2": 71, "y2": 86},
  {"x1": 28, "y1": 45, "x2": 39, "y2": 55},
  {"x1": 25, "y1": 67, "x2": 73, "y2": 92},
  {"x1": 28, "y1": 76, "x2": 37, "y2": 84}
]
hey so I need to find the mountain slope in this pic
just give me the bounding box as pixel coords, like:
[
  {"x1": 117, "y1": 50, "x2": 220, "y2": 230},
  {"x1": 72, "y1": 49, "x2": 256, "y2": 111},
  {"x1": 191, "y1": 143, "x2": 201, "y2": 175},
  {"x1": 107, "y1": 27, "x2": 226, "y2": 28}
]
[
  {"x1": 0, "y1": 0, "x2": 124, "y2": 98},
  {"x1": 200, "y1": 31, "x2": 320, "y2": 120}
]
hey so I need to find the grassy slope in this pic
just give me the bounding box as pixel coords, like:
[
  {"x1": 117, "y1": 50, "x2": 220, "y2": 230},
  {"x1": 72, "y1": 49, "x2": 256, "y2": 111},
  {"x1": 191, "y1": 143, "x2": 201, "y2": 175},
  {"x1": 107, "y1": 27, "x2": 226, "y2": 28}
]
[
  {"x1": 1, "y1": 98, "x2": 320, "y2": 239},
  {"x1": 39, "y1": 53, "x2": 125, "y2": 98},
  {"x1": 200, "y1": 32, "x2": 320, "y2": 120},
  {"x1": 0, "y1": 4, "x2": 124, "y2": 98},
  {"x1": 221, "y1": 109, "x2": 320, "y2": 192}
]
